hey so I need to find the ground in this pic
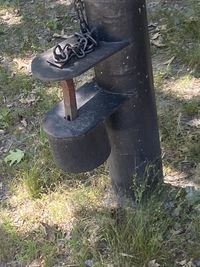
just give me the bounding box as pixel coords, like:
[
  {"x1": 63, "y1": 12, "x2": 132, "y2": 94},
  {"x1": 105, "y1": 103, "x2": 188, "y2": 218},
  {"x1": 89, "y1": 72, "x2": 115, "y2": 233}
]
[{"x1": 0, "y1": 0, "x2": 200, "y2": 266}]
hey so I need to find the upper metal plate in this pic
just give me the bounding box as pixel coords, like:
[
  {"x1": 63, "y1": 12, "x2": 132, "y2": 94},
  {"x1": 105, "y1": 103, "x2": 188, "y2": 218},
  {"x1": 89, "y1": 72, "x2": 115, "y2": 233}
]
[{"x1": 31, "y1": 40, "x2": 129, "y2": 81}]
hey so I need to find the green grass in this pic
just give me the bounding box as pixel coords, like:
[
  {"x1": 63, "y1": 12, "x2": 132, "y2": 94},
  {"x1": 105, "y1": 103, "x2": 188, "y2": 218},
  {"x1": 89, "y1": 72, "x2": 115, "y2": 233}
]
[
  {"x1": 1, "y1": 180, "x2": 200, "y2": 267},
  {"x1": 153, "y1": 0, "x2": 200, "y2": 73},
  {"x1": 72, "y1": 205, "x2": 171, "y2": 266},
  {"x1": 0, "y1": 0, "x2": 19, "y2": 9},
  {"x1": 0, "y1": 217, "x2": 58, "y2": 266},
  {"x1": 182, "y1": 101, "x2": 199, "y2": 116}
]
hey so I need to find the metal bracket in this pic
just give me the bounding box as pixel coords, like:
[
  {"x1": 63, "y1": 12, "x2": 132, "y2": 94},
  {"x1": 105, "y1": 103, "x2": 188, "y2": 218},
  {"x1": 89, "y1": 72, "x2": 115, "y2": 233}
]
[{"x1": 31, "y1": 40, "x2": 129, "y2": 81}]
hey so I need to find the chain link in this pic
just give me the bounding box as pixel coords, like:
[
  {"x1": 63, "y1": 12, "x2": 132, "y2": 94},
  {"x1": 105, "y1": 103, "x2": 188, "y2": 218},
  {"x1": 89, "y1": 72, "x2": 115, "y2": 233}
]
[
  {"x1": 74, "y1": 0, "x2": 90, "y2": 33},
  {"x1": 53, "y1": 0, "x2": 98, "y2": 65}
]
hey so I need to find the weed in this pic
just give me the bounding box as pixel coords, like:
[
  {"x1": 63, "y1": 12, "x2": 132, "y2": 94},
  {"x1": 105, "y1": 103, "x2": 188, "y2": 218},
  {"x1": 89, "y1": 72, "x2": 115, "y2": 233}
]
[
  {"x1": 0, "y1": 107, "x2": 11, "y2": 129},
  {"x1": 189, "y1": 141, "x2": 200, "y2": 164},
  {"x1": 15, "y1": 157, "x2": 65, "y2": 199},
  {"x1": 20, "y1": 165, "x2": 44, "y2": 198},
  {"x1": 194, "y1": 164, "x2": 200, "y2": 184},
  {"x1": 0, "y1": 218, "x2": 58, "y2": 266},
  {"x1": 69, "y1": 185, "x2": 197, "y2": 267},
  {"x1": 46, "y1": 19, "x2": 62, "y2": 31},
  {"x1": 182, "y1": 101, "x2": 199, "y2": 116},
  {"x1": 0, "y1": 217, "x2": 20, "y2": 261},
  {"x1": 193, "y1": 217, "x2": 200, "y2": 239},
  {"x1": 0, "y1": 0, "x2": 19, "y2": 9}
]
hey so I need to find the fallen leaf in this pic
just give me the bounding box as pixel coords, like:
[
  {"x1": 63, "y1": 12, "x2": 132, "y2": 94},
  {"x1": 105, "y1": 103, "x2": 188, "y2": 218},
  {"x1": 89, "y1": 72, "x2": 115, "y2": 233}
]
[
  {"x1": 19, "y1": 94, "x2": 40, "y2": 104},
  {"x1": 148, "y1": 22, "x2": 158, "y2": 30},
  {"x1": 176, "y1": 259, "x2": 187, "y2": 266},
  {"x1": 163, "y1": 56, "x2": 175, "y2": 66},
  {"x1": 53, "y1": 33, "x2": 69, "y2": 39},
  {"x1": 4, "y1": 149, "x2": 25, "y2": 166},
  {"x1": 148, "y1": 260, "x2": 160, "y2": 267},
  {"x1": 176, "y1": 259, "x2": 196, "y2": 267},
  {"x1": 186, "y1": 259, "x2": 195, "y2": 267},
  {"x1": 21, "y1": 118, "x2": 28, "y2": 128},
  {"x1": 187, "y1": 118, "x2": 200, "y2": 128},
  {"x1": 13, "y1": 58, "x2": 28, "y2": 70},
  {"x1": 40, "y1": 222, "x2": 55, "y2": 242},
  {"x1": 85, "y1": 259, "x2": 93, "y2": 267},
  {"x1": 2, "y1": 12, "x2": 11, "y2": 21},
  {"x1": 151, "y1": 39, "x2": 166, "y2": 48},
  {"x1": 0, "y1": 130, "x2": 5, "y2": 135},
  {"x1": 151, "y1": 32, "x2": 161, "y2": 40},
  {"x1": 120, "y1": 253, "x2": 134, "y2": 258},
  {"x1": 27, "y1": 258, "x2": 45, "y2": 267}
]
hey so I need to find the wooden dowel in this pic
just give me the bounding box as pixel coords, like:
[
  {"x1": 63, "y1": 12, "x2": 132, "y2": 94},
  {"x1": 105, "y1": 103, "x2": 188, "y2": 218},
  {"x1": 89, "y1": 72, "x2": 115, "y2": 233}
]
[{"x1": 60, "y1": 79, "x2": 78, "y2": 121}]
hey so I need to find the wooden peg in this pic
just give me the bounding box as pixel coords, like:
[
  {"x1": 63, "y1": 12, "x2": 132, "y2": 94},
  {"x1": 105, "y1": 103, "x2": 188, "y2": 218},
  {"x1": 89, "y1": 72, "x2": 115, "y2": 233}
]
[{"x1": 60, "y1": 79, "x2": 78, "y2": 121}]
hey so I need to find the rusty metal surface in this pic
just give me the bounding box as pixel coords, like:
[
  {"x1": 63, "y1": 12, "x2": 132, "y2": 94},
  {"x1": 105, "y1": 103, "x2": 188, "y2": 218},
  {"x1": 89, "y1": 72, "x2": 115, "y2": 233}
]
[{"x1": 31, "y1": 40, "x2": 129, "y2": 81}]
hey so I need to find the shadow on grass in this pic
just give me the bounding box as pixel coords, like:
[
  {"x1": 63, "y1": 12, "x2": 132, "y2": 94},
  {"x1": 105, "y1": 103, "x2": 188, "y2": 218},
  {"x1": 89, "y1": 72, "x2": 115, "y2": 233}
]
[
  {"x1": 0, "y1": 222, "x2": 63, "y2": 266},
  {"x1": 0, "y1": 0, "x2": 75, "y2": 57},
  {"x1": 157, "y1": 87, "x2": 200, "y2": 179},
  {"x1": 1, "y1": 183, "x2": 200, "y2": 267}
]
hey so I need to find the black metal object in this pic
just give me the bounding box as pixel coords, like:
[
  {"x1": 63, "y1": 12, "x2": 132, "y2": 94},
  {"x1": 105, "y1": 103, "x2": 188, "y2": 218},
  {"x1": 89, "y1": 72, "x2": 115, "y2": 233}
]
[
  {"x1": 31, "y1": 40, "x2": 129, "y2": 80},
  {"x1": 31, "y1": 0, "x2": 163, "y2": 199},
  {"x1": 84, "y1": 0, "x2": 163, "y2": 197},
  {"x1": 52, "y1": 0, "x2": 98, "y2": 66},
  {"x1": 52, "y1": 31, "x2": 98, "y2": 65},
  {"x1": 74, "y1": 0, "x2": 90, "y2": 34},
  {"x1": 43, "y1": 81, "x2": 127, "y2": 173}
]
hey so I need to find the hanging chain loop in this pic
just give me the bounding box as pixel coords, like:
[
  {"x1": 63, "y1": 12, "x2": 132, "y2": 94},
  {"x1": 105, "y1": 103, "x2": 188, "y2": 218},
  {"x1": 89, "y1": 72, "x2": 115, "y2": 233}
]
[
  {"x1": 74, "y1": 0, "x2": 90, "y2": 33},
  {"x1": 53, "y1": 0, "x2": 98, "y2": 65}
]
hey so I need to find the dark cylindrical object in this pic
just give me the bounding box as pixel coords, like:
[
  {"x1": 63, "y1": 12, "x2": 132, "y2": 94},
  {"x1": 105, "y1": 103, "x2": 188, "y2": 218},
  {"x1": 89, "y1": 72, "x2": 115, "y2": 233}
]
[
  {"x1": 43, "y1": 98, "x2": 111, "y2": 174},
  {"x1": 85, "y1": 0, "x2": 163, "y2": 198},
  {"x1": 46, "y1": 123, "x2": 110, "y2": 173}
]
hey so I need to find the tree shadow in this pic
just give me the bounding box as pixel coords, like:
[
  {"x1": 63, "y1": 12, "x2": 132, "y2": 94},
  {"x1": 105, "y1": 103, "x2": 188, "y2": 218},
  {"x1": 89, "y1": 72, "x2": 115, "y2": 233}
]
[
  {"x1": 0, "y1": 222, "x2": 70, "y2": 266},
  {"x1": 156, "y1": 79, "x2": 200, "y2": 184},
  {"x1": 0, "y1": 0, "x2": 75, "y2": 57},
  {"x1": 1, "y1": 181, "x2": 199, "y2": 266}
]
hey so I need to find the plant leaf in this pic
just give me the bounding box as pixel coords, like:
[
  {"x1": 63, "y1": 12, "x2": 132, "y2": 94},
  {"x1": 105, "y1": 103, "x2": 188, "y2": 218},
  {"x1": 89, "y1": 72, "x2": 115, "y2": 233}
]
[{"x1": 4, "y1": 149, "x2": 25, "y2": 166}]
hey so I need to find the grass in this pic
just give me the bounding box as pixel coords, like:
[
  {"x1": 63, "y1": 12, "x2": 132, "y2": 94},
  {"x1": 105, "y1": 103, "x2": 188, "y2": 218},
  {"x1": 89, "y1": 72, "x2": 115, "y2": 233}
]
[
  {"x1": 0, "y1": 0, "x2": 200, "y2": 266},
  {"x1": 0, "y1": 217, "x2": 58, "y2": 265},
  {"x1": 152, "y1": 0, "x2": 200, "y2": 73},
  {"x1": 1, "y1": 181, "x2": 200, "y2": 266}
]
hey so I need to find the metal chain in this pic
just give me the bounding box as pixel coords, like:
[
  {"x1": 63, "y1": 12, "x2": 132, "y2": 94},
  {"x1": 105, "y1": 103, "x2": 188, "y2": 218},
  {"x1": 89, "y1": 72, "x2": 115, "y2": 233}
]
[
  {"x1": 53, "y1": 0, "x2": 98, "y2": 65},
  {"x1": 74, "y1": 0, "x2": 89, "y2": 33}
]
